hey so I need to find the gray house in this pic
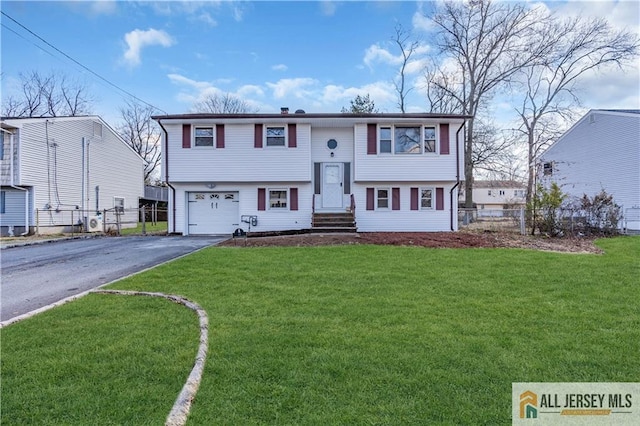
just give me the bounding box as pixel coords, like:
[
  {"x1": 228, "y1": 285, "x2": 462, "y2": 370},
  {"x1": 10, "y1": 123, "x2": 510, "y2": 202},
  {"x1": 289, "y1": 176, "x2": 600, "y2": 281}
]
[
  {"x1": 1, "y1": 116, "x2": 144, "y2": 236},
  {"x1": 539, "y1": 109, "x2": 640, "y2": 232}
]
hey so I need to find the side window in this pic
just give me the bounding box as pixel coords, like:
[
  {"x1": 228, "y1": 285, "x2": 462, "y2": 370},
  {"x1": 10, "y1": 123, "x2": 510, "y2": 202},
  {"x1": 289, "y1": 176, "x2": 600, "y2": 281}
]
[
  {"x1": 0, "y1": 131, "x2": 4, "y2": 160},
  {"x1": 114, "y1": 197, "x2": 125, "y2": 213},
  {"x1": 420, "y1": 188, "x2": 433, "y2": 209},
  {"x1": 194, "y1": 127, "x2": 214, "y2": 147},
  {"x1": 424, "y1": 126, "x2": 436, "y2": 153},
  {"x1": 543, "y1": 162, "x2": 553, "y2": 176},
  {"x1": 266, "y1": 126, "x2": 286, "y2": 147},
  {"x1": 0, "y1": 190, "x2": 5, "y2": 214}
]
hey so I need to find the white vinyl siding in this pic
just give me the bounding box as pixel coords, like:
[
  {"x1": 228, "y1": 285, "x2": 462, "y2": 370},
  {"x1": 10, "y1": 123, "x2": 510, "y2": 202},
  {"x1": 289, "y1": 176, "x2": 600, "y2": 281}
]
[
  {"x1": 355, "y1": 123, "x2": 462, "y2": 182},
  {"x1": 354, "y1": 183, "x2": 456, "y2": 232},
  {"x1": 169, "y1": 182, "x2": 311, "y2": 235},
  {"x1": 539, "y1": 111, "x2": 640, "y2": 231},
  {"x1": 2, "y1": 117, "x2": 144, "y2": 230},
  {"x1": 166, "y1": 123, "x2": 311, "y2": 183}
]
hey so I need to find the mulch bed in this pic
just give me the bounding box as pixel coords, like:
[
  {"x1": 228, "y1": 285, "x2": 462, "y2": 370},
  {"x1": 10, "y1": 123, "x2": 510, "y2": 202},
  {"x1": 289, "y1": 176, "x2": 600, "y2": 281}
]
[{"x1": 219, "y1": 230, "x2": 603, "y2": 254}]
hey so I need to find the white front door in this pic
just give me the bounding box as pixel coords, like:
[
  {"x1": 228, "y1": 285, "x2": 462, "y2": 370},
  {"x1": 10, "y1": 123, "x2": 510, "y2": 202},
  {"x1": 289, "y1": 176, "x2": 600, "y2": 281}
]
[
  {"x1": 188, "y1": 192, "x2": 239, "y2": 235},
  {"x1": 322, "y1": 163, "x2": 343, "y2": 209}
]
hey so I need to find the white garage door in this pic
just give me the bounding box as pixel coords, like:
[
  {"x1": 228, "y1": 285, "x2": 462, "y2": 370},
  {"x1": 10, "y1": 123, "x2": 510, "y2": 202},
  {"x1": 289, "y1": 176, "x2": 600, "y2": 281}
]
[{"x1": 188, "y1": 192, "x2": 239, "y2": 235}]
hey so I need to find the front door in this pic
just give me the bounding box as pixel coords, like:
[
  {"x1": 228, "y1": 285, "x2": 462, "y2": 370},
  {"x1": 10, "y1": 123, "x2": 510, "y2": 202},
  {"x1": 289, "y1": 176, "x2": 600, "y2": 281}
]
[{"x1": 322, "y1": 163, "x2": 343, "y2": 209}]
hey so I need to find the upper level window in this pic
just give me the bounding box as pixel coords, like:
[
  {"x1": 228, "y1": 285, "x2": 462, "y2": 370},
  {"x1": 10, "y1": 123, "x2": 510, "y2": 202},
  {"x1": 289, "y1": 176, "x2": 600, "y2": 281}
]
[
  {"x1": 195, "y1": 127, "x2": 214, "y2": 147},
  {"x1": 0, "y1": 132, "x2": 4, "y2": 160},
  {"x1": 93, "y1": 122, "x2": 103, "y2": 138},
  {"x1": 266, "y1": 126, "x2": 285, "y2": 147},
  {"x1": 514, "y1": 189, "x2": 525, "y2": 198},
  {"x1": 395, "y1": 127, "x2": 421, "y2": 154},
  {"x1": 543, "y1": 162, "x2": 553, "y2": 176},
  {"x1": 424, "y1": 126, "x2": 436, "y2": 153},
  {"x1": 379, "y1": 127, "x2": 392, "y2": 153},
  {"x1": 378, "y1": 125, "x2": 438, "y2": 155},
  {"x1": 269, "y1": 189, "x2": 288, "y2": 209}
]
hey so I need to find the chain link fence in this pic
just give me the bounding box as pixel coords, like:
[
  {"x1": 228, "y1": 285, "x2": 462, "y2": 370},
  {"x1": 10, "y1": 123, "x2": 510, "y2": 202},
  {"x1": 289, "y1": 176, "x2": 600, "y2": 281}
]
[{"x1": 458, "y1": 208, "x2": 526, "y2": 234}]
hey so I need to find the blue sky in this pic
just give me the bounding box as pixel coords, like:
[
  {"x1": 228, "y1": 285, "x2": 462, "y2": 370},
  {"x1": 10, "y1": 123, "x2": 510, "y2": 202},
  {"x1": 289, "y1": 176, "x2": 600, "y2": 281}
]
[{"x1": 2, "y1": 1, "x2": 639, "y2": 126}]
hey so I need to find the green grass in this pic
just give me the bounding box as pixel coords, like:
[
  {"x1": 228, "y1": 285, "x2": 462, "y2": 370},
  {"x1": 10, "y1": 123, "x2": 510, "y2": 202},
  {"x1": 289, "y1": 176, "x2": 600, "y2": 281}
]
[
  {"x1": 119, "y1": 221, "x2": 168, "y2": 235},
  {"x1": 2, "y1": 236, "x2": 638, "y2": 424}
]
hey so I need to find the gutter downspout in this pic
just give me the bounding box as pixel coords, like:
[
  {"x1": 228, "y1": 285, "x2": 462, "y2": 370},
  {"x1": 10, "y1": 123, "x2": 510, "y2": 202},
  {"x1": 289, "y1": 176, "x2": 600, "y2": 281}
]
[
  {"x1": 156, "y1": 119, "x2": 176, "y2": 233},
  {"x1": 3, "y1": 128, "x2": 30, "y2": 235},
  {"x1": 450, "y1": 121, "x2": 466, "y2": 231}
]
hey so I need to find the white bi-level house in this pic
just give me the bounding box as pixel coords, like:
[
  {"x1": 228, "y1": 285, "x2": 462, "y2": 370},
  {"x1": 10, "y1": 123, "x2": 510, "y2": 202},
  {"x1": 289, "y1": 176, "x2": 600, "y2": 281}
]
[{"x1": 154, "y1": 111, "x2": 468, "y2": 235}]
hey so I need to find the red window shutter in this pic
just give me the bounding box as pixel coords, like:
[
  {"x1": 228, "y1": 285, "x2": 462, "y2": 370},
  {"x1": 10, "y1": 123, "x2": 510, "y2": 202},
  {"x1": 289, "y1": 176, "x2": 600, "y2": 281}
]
[
  {"x1": 439, "y1": 123, "x2": 450, "y2": 155},
  {"x1": 367, "y1": 123, "x2": 377, "y2": 155},
  {"x1": 258, "y1": 188, "x2": 266, "y2": 211},
  {"x1": 392, "y1": 187, "x2": 400, "y2": 210},
  {"x1": 410, "y1": 187, "x2": 419, "y2": 210},
  {"x1": 290, "y1": 188, "x2": 298, "y2": 210},
  {"x1": 182, "y1": 124, "x2": 191, "y2": 148},
  {"x1": 288, "y1": 124, "x2": 297, "y2": 148},
  {"x1": 254, "y1": 124, "x2": 263, "y2": 148},
  {"x1": 366, "y1": 188, "x2": 375, "y2": 210},
  {"x1": 436, "y1": 187, "x2": 444, "y2": 210},
  {"x1": 216, "y1": 124, "x2": 225, "y2": 148}
]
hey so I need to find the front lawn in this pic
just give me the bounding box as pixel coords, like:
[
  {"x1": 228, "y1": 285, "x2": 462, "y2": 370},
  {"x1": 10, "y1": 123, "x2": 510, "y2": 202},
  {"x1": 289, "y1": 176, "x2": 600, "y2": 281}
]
[{"x1": 2, "y1": 237, "x2": 638, "y2": 424}]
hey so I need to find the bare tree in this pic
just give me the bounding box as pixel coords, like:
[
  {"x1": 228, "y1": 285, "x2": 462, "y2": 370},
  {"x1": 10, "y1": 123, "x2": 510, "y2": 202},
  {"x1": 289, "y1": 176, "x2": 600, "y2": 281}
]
[
  {"x1": 1, "y1": 70, "x2": 94, "y2": 117},
  {"x1": 191, "y1": 93, "x2": 257, "y2": 114},
  {"x1": 341, "y1": 94, "x2": 379, "y2": 113},
  {"x1": 512, "y1": 15, "x2": 639, "y2": 204},
  {"x1": 392, "y1": 24, "x2": 420, "y2": 113},
  {"x1": 117, "y1": 100, "x2": 162, "y2": 184},
  {"x1": 428, "y1": 0, "x2": 551, "y2": 207}
]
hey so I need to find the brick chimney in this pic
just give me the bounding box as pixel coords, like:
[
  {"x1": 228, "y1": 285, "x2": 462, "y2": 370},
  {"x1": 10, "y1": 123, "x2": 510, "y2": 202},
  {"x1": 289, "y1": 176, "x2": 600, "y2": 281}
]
[{"x1": 281, "y1": 107, "x2": 289, "y2": 114}]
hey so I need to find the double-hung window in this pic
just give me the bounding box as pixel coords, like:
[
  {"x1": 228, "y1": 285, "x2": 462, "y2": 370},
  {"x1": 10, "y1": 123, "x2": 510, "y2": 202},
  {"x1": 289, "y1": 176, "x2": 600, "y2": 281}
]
[
  {"x1": 269, "y1": 189, "x2": 288, "y2": 209},
  {"x1": 376, "y1": 188, "x2": 390, "y2": 209},
  {"x1": 420, "y1": 188, "x2": 434, "y2": 209},
  {"x1": 378, "y1": 125, "x2": 437, "y2": 154},
  {"x1": 195, "y1": 127, "x2": 214, "y2": 147},
  {"x1": 424, "y1": 126, "x2": 436, "y2": 153},
  {"x1": 379, "y1": 127, "x2": 392, "y2": 153},
  {"x1": 266, "y1": 126, "x2": 286, "y2": 147}
]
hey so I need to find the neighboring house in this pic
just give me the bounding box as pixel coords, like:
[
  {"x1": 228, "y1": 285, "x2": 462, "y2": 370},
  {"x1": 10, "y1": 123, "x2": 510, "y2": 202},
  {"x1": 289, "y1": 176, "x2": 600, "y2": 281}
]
[
  {"x1": 153, "y1": 110, "x2": 468, "y2": 235},
  {"x1": 467, "y1": 180, "x2": 527, "y2": 216},
  {"x1": 538, "y1": 109, "x2": 640, "y2": 232},
  {"x1": 0, "y1": 116, "x2": 145, "y2": 236}
]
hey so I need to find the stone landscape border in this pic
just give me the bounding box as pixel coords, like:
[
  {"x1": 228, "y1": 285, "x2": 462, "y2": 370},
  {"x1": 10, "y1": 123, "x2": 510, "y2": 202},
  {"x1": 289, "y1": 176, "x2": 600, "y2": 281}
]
[{"x1": 93, "y1": 289, "x2": 209, "y2": 426}]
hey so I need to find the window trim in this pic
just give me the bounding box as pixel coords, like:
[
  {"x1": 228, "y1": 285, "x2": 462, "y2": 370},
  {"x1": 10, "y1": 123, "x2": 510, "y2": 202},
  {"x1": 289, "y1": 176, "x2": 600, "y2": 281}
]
[
  {"x1": 114, "y1": 196, "x2": 125, "y2": 213},
  {"x1": 264, "y1": 125, "x2": 287, "y2": 148},
  {"x1": 377, "y1": 124, "x2": 439, "y2": 155},
  {"x1": 376, "y1": 187, "x2": 390, "y2": 210},
  {"x1": 420, "y1": 187, "x2": 435, "y2": 210},
  {"x1": 268, "y1": 188, "x2": 289, "y2": 210},
  {"x1": 193, "y1": 126, "x2": 215, "y2": 148}
]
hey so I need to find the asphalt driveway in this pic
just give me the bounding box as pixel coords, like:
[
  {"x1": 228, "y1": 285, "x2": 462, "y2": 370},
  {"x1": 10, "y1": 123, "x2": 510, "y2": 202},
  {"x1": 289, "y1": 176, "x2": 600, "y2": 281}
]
[{"x1": 0, "y1": 235, "x2": 227, "y2": 323}]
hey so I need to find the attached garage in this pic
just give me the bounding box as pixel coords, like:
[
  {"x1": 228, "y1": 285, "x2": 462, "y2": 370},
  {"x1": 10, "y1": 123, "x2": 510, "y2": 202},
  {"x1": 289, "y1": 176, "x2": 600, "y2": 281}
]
[{"x1": 187, "y1": 192, "x2": 239, "y2": 235}]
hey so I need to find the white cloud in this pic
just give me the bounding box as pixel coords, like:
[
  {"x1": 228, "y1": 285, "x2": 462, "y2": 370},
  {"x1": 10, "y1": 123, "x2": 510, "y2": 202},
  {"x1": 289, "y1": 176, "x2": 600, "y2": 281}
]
[
  {"x1": 363, "y1": 44, "x2": 401, "y2": 68},
  {"x1": 320, "y1": 1, "x2": 338, "y2": 16},
  {"x1": 238, "y1": 85, "x2": 265, "y2": 98},
  {"x1": 266, "y1": 78, "x2": 319, "y2": 99},
  {"x1": 272, "y1": 64, "x2": 288, "y2": 72},
  {"x1": 90, "y1": 0, "x2": 117, "y2": 15},
  {"x1": 196, "y1": 12, "x2": 217, "y2": 27},
  {"x1": 122, "y1": 28, "x2": 175, "y2": 67}
]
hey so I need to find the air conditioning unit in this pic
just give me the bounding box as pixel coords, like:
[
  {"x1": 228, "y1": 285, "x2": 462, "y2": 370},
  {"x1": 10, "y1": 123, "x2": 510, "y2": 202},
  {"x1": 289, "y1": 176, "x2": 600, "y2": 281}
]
[{"x1": 87, "y1": 215, "x2": 103, "y2": 232}]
